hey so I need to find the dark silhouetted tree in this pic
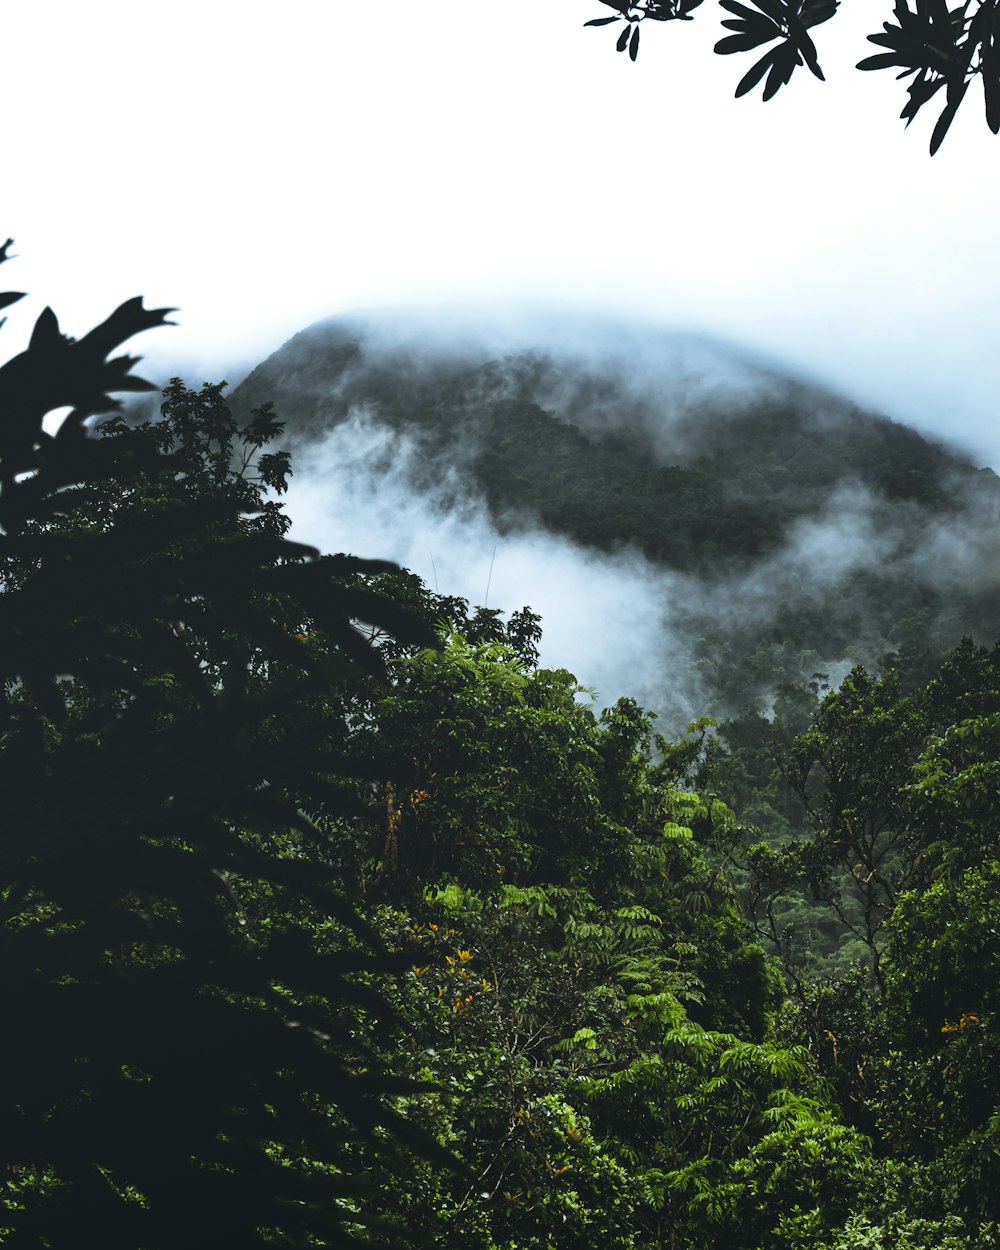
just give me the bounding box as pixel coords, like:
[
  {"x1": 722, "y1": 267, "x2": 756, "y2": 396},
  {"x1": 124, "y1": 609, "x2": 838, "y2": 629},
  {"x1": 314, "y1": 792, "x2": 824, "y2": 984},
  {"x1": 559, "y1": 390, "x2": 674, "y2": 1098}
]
[{"x1": 0, "y1": 240, "x2": 451, "y2": 1248}]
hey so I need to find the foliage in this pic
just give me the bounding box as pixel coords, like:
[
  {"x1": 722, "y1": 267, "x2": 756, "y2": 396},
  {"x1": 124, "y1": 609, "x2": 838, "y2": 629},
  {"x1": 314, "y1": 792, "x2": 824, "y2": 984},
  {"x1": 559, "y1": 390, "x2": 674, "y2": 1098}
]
[
  {"x1": 584, "y1": 0, "x2": 1000, "y2": 153},
  {"x1": 8, "y1": 242, "x2": 1000, "y2": 1245},
  {"x1": 741, "y1": 640, "x2": 1000, "y2": 986},
  {"x1": 763, "y1": 642, "x2": 1000, "y2": 1235},
  {"x1": 355, "y1": 870, "x2": 863, "y2": 1249},
  {"x1": 0, "y1": 244, "x2": 446, "y2": 1247}
]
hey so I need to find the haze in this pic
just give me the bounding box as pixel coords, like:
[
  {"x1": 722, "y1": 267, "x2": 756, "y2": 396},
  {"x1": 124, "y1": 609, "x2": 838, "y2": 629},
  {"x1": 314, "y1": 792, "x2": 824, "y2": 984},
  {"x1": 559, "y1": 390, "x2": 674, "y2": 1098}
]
[{"x1": 3, "y1": 1, "x2": 1000, "y2": 467}]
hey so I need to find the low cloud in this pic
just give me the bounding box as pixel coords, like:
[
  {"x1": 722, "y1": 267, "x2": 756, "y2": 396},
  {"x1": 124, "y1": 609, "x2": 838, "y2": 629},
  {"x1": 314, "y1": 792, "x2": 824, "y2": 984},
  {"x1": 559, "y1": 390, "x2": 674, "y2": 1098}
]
[
  {"x1": 284, "y1": 408, "x2": 701, "y2": 724},
  {"x1": 241, "y1": 309, "x2": 1000, "y2": 731}
]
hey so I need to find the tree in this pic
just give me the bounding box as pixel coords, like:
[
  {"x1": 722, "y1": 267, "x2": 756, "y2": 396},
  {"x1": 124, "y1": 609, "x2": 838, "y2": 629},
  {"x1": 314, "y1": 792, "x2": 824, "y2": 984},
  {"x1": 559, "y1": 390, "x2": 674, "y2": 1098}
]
[
  {"x1": 326, "y1": 632, "x2": 865, "y2": 1250},
  {"x1": 871, "y1": 864, "x2": 1000, "y2": 1223},
  {"x1": 0, "y1": 242, "x2": 451, "y2": 1247},
  {"x1": 748, "y1": 666, "x2": 927, "y2": 992},
  {"x1": 584, "y1": 0, "x2": 1000, "y2": 153}
]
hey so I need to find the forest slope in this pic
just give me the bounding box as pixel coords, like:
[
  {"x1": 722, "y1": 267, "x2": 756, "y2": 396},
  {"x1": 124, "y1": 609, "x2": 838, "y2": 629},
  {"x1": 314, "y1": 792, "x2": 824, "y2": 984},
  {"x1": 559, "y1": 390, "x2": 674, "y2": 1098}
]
[{"x1": 232, "y1": 313, "x2": 1000, "y2": 712}]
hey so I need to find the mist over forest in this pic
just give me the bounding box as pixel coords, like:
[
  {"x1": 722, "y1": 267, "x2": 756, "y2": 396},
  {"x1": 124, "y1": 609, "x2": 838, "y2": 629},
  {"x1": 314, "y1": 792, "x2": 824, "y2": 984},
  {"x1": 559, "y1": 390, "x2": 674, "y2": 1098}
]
[
  {"x1": 231, "y1": 308, "x2": 1000, "y2": 725},
  {"x1": 11, "y1": 269, "x2": 1000, "y2": 1248}
]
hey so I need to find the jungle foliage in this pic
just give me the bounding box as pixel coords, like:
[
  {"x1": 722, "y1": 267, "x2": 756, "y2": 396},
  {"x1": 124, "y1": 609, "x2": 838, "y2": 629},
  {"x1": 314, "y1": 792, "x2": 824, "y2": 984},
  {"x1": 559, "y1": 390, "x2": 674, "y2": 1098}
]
[
  {"x1": 5, "y1": 248, "x2": 1000, "y2": 1246},
  {"x1": 0, "y1": 245, "x2": 445, "y2": 1248}
]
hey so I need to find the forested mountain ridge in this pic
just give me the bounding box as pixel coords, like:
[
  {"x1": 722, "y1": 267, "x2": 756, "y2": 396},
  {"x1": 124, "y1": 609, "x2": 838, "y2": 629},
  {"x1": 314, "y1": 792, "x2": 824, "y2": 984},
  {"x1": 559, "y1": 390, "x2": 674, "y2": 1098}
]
[
  {"x1": 231, "y1": 313, "x2": 1000, "y2": 711},
  {"x1": 232, "y1": 315, "x2": 997, "y2": 572}
]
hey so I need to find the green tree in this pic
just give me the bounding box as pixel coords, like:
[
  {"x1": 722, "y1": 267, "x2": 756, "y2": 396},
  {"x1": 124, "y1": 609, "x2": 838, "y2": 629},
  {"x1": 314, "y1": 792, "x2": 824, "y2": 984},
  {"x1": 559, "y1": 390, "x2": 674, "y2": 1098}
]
[
  {"x1": 754, "y1": 666, "x2": 927, "y2": 991},
  {"x1": 869, "y1": 863, "x2": 1000, "y2": 1222}
]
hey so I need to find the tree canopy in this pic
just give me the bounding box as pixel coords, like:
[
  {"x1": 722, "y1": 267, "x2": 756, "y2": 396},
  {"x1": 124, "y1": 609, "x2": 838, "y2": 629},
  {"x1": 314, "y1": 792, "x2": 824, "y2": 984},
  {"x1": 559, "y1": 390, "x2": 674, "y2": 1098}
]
[{"x1": 5, "y1": 236, "x2": 1000, "y2": 1247}]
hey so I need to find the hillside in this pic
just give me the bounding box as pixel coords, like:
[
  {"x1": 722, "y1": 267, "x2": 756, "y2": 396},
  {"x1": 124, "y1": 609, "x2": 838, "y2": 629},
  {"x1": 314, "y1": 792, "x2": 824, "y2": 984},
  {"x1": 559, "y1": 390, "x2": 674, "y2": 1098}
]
[{"x1": 231, "y1": 312, "x2": 1000, "y2": 711}]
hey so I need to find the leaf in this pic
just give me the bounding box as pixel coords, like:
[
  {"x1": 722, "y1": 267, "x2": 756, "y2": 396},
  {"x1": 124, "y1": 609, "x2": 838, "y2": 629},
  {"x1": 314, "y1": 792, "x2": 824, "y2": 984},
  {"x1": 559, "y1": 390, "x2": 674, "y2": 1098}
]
[
  {"x1": 753, "y1": 0, "x2": 787, "y2": 25},
  {"x1": 763, "y1": 43, "x2": 801, "y2": 99},
  {"x1": 902, "y1": 72, "x2": 946, "y2": 123},
  {"x1": 716, "y1": 31, "x2": 775, "y2": 53},
  {"x1": 983, "y1": 46, "x2": 1000, "y2": 133},
  {"x1": 929, "y1": 75, "x2": 968, "y2": 153},
  {"x1": 719, "y1": 0, "x2": 773, "y2": 20},
  {"x1": 617, "y1": 23, "x2": 632, "y2": 51},
  {"x1": 796, "y1": 24, "x2": 824, "y2": 78},
  {"x1": 584, "y1": 15, "x2": 621, "y2": 24},
  {"x1": 801, "y1": 0, "x2": 838, "y2": 29},
  {"x1": 735, "y1": 46, "x2": 779, "y2": 96},
  {"x1": 28, "y1": 305, "x2": 64, "y2": 352},
  {"x1": 857, "y1": 51, "x2": 907, "y2": 70},
  {"x1": 77, "y1": 295, "x2": 177, "y2": 360},
  {"x1": 630, "y1": 24, "x2": 641, "y2": 59}
]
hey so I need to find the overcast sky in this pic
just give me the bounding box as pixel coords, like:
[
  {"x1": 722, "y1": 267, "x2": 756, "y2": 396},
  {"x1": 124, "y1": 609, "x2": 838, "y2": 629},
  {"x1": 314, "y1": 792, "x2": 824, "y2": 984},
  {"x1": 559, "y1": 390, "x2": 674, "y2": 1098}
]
[{"x1": 4, "y1": 1, "x2": 1000, "y2": 466}]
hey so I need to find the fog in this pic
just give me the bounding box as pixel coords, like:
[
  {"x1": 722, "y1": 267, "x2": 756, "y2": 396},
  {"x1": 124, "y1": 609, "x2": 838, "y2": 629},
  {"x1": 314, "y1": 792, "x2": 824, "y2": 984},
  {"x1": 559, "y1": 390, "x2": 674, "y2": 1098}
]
[
  {"x1": 264, "y1": 310, "x2": 1000, "y2": 727},
  {"x1": 283, "y1": 407, "x2": 693, "y2": 721}
]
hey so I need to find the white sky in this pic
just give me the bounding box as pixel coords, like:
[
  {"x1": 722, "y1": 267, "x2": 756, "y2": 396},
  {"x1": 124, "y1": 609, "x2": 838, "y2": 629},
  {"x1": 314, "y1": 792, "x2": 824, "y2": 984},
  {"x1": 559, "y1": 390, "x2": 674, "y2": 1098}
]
[{"x1": 4, "y1": 1, "x2": 1000, "y2": 465}]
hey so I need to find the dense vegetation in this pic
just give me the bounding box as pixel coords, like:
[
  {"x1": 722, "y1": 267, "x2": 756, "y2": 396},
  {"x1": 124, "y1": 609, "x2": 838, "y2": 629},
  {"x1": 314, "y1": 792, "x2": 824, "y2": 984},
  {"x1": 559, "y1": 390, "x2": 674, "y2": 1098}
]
[{"x1": 5, "y1": 261, "x2": 1000, "y2": 1246}]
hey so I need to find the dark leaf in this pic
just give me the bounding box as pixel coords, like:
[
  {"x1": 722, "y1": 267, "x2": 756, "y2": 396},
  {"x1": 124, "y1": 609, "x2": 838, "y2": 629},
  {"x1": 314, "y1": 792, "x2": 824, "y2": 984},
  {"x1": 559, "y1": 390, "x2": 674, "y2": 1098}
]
[
  {"x1": 902, "y1": 72, "x2": 946, "y2": 122},
  {"x1": 630, "y1": 23, "x2": 641, "y2": 58},
  {"x1": 753, "y1": 0, "x2": 787, "y2": 26},
  {"x1": 617, "y1": 23, "x2": 632, "y2": 51},
  {"x1": 797, "y1": 24, "x2": 824, "y2": 78},
  {"x1": 76, "y1": 295, "x2": 177, "y2": 360},
  {"x1": 716, "y1": 31, "x2": 776, "y2": 53},
  {"x1": 865, "y1": 30, "x2": 903, "y2": 50},
  {"x1": 28, "y1": 305, "x2": 64, "y2": 352},
  {"x1": 735, "y1": 46, "x2": 779, "y2": 96},
  {"x1": 801, "y1": 0, "x2": 838, "y2": 28},
  {"x1": 929, "y1": 74, "x2": 968, "y2": 152},
  {"x1": 763, "y1": 44, "x2": 801, "y2": 99},
  {"x1": 983, "y1": 42, "x2": 1000, "y2": 133},
  {"x1": 857, "y1": 51, "x2": 907, "y2": 70},
  {"x1": 719, "y1": 0, "x2": 773, "y2": 20},
  {"x1": 584, "y1": 15, "x2": 621, "y2": 24}
]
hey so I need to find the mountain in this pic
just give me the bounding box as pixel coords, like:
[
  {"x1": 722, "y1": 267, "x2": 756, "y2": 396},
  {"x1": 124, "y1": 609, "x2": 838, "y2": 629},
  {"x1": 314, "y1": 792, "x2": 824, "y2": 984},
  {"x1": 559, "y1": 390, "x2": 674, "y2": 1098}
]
[{"x1": 230, "y1": 310, "x2": 1000, "y2": 716}]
